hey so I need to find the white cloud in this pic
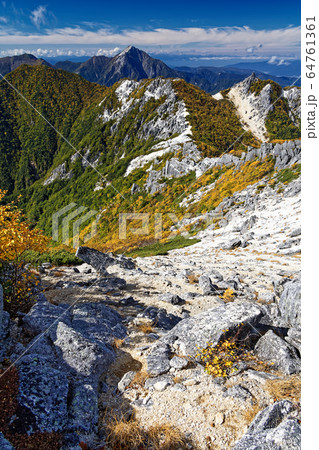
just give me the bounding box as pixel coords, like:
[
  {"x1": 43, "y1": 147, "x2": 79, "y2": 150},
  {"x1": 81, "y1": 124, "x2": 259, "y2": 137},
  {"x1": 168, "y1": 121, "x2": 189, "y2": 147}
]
[
  {"x1": 0, "y1": 25, "x2": 300, "y2": 51},
  {"x1": 268, "y1": 55, "x2": 278, "y2": 64},
  {"x1": 0, "y1": 16, "x2": 7, "y2": 23},
  {"x1": 0, "y1": 25, "x2": 301, "y2": 58},
  {"x1": 246, "y1": 44, "x2": 263, "y2": 53},
  {"x1": 96, "y1": 47, "x2": 120, "y2": 56},
  {"x1": 268, "y1": 55, "x2": 290, "y2": 66},
  {"x1": 0, "y1": 46, "x2": 122, "y2": 58},
  {"x1": 30, "y1": 5, "x2": 47, "y2": 29}
]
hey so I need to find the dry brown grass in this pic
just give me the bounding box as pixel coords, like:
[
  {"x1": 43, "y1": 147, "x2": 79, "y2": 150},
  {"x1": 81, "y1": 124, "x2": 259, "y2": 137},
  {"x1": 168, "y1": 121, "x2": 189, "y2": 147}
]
[
  {"x1": 265, "y1": 374, "x2": 301, "y2": 402},
  {"x1": 106, "y1": 416, "x2": 144, "y2": 449},
  {"x1": 112, "y1": 338, "x2": 125, "y2": 350},
  {"x1": 137, "y1": 323, "x2": 154, "y2": 334},
  {"x1": 147, "y1": 423, "x2": 189, "y2": 450},
  {"x1": 105, "y1": 416, "x2": 190, "y2": 450},
  {"x1": 129, "y1": 370, "x2": 149, "y2": 388},
  {"x1": 52, "y1": 270, "x2": 64, "y2": 277},
  {"x1": 187, "y1": 273, "x2": 199, "y2": 284},
  {"x1": 30, "y1": 268, "x2": 40, "y2": 276},
  {"x1": 257, "y1": 297, "x2": 272, "y2": 305},
  {"x1": 173, "y1": 375, "x2": 183, "y2": 384},
  {"x1": 242, "y1": 401, "x2": 262, "y2": 426}
]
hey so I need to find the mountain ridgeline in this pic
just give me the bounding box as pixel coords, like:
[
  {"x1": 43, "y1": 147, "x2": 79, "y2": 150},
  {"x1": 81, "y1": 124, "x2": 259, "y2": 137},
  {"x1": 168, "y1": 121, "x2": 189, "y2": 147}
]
[
  {"x1": 0, "y1": 64, "x2": 300, "y2": 252},
  {"x1": 1, "y1": 47, "x2": 299, "y2": 95}
]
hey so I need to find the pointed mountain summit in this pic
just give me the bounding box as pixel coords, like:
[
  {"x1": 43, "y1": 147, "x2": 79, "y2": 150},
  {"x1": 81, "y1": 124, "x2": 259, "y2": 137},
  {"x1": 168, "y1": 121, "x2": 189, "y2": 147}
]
[{"x1": 73, "y1": 46, "x2": 177, "y2": 86}]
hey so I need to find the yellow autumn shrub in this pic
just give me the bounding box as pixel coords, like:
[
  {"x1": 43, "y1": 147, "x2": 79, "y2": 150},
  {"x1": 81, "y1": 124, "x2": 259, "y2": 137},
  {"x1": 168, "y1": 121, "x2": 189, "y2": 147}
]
[{"x1": 0, "y1": 190, "x2": 48, "y2": 316}]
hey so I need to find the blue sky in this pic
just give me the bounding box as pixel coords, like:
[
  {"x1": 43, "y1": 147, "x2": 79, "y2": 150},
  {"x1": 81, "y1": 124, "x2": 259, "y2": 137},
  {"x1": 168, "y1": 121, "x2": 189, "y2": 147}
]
[{"x1": 0, "y1": 1, "x2": 301, "y2": 64}]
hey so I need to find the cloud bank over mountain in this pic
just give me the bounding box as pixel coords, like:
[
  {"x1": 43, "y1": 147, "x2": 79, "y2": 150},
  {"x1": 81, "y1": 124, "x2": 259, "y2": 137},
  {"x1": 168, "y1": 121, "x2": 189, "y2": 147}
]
[{"x1": 0, "y1": 24, "x2": 300, "y2": 58}]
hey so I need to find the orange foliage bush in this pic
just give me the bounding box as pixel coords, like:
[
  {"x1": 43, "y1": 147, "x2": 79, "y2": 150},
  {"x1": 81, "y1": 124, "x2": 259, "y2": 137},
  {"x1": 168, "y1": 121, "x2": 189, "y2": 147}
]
[{"x1": 0, "y1": 190, "x2": 48, "y2": 316}]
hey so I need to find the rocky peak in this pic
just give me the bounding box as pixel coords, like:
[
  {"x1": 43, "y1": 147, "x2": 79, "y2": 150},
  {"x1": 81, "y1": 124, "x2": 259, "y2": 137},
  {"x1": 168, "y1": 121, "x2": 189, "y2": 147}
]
[
  {"x1": 241, "y1": 72, "x2": 257, "y2": 91},
  {"x1": 227, "y1": 75, "x2": 278, "y2": 140}
]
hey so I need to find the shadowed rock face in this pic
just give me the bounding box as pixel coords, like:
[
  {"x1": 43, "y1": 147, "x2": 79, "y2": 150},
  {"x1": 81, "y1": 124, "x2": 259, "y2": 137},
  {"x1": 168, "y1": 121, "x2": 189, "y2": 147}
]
[
  {"x1": 16, "y1": 298, "x2": 127, "y2": 442},
  {"x1": 76, "y1": 246, "x2": 135, "y2": 274},
  {"x1": 254, "y1": 330, "x2": 300, "y2": 375},
  {"x1": 233, "y1": 400, "x2": 301, "y2": 449}
]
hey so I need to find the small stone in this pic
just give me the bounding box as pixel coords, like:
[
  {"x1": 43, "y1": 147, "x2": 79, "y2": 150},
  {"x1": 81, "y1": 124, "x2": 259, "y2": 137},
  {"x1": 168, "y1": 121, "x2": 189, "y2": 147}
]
[
  {"x1": 198, "y1": 275, "x2": 217, "y2": 295},
  {"x1": 224, "y1": 385, "x2": 253, "y2": 403},
  {"x1": 118, "y1": 371, "x2": 136, "y2": 392},
  {"x1": 154, "y1": 381, "x2": 170, "y2": 392},
  {"x1": 171, "y1": 383, "x2": 187, "y2": 392},
  {"x1": 214, "y1": 412, "x2": 225, "y2": 425},
  {"x1": 146, "y1": 345, "x2": 171, "y2": 376},
  {"x1": 290, "y1": 228, "x2": 301, "y2": 237},
  {"x1": 183, "y1": 379, "x2": 197, "y2": 386},
  {"x1": 158, "y1": 293, "x2": 184, "y2": 305},
  {"x1": 169, "y1": 356, "x2": 188, "y2": 370},
  {"x1": 258, "y1": 292, "x2": 276, "y2": 303}
]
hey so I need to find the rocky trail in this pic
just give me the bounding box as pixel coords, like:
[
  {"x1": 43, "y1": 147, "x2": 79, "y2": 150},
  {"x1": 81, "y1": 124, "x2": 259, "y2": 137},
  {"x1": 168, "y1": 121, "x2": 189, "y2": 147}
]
[{"x1": 0, "y1": 178, "x2": 301, "y2": 449}]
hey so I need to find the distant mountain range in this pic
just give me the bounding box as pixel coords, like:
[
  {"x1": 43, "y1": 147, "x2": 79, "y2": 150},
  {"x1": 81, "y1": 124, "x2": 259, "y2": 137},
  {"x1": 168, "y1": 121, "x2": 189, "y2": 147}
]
[
  {"x1": 0, "y1": 53, "x2": 51, "y2": 75},
  {"x1": 0, "y1": 47, "x2": 300, "y2": 94}
]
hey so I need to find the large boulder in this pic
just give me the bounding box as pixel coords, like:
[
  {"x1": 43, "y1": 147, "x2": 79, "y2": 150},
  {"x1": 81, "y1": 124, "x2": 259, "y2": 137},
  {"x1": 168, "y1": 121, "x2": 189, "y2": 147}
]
[
  {"x1": 68, "y1": 383, "x2": 99, "y2": 433},
  {"x1": 18, "y1": 300, "x2": 127, "y2": 441},
  {"x1": 246, "y1": 400, "x2": 294, "y2": 434},
  {"x1": 17, "y1": 355, "x2": 69, "y2": 432},
  {"x1": 76, "y1": 246, "x2": 135, "y2": 274},
  {"x1": 23, "y1": 301, "x2": 71, "y2": 336},
  {"x1": 52, "y1": 321, "x2": 115, "y2": 381},
  {"x1": 233, "y1": 400, "x2": 301, "y2": 449},
  {"x1": 147, "y1": 303, "x2": 264, "y2": 375},
  {"x1": 279, "y1": 279, "x2": 301, "y2": 328},
  {"x1": 285, "y1": 326, "x2": 301, "y2": 353},
  {"x1": 164, "y1": 302, "x2": 264, "y2": 357},
  {"x1": 71, "y1": 302, "x2": 126, "y2": 346},
  {"x1": 255, "y1": 330, "x2": 300, "y2": 375}
]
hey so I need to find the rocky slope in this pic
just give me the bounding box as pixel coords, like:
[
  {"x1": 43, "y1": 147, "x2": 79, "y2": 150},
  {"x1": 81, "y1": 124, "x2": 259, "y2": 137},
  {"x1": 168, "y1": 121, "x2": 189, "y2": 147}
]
[
  {"x1": 217, "y1": 74, "x2": 301, "y2": 141},
  {"x1": 0, "y1": 173, "x2": 301, "y2": 448}
]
